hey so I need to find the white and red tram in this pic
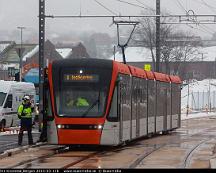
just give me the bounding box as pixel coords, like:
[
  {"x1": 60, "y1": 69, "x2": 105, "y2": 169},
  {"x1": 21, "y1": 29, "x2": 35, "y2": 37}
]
[{"x1": 45, "y1": 59, "x2": 181, "y2": 145}]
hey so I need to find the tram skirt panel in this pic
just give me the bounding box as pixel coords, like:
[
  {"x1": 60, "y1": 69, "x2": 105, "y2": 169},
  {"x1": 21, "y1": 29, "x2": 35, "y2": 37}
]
[
  {"x1": 172, "y1": 114, "x2": 179, "y2": 129},
  {"x1": 167, "y1": 114, "x2": 172, "y2": 131},
  {"x1": 139, "y1": 118, "x2": 147, "y2": 137},
  {"x1": 47, "y1": 120, "x2": 58, "y2": 144},
  {"x1": 148, "y1": 116, "x2": 155, "y2": 134},
  {"x1": 131, "y1": 119, "x2": 137, "y2": 139},
  {"x1": 100, "y1": 121, "x2": 120, "y2": 146},
  {"x1": 156, "y1": 116, "x2": 164, "y2": 132},
  {"x1": 122, "y1": 120, "x2": 131, "y2": 142}
]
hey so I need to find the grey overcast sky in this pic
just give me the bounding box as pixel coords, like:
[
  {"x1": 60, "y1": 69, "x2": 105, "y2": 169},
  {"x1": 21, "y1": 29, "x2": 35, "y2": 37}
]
[{"x1": 0, "y1": 0, "x2": 216, "y2": 40}]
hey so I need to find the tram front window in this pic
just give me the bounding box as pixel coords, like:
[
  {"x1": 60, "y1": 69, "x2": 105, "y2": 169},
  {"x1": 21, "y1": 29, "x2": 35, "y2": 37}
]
[{"x1": 56, "y1": 86, "x2": 108, "y2": 117}]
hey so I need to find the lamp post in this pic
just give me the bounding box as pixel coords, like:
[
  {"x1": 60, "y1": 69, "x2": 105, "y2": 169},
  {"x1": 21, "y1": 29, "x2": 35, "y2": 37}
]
[{"x1": 17, "y1": 26, "x2": 26, "y2": 82}]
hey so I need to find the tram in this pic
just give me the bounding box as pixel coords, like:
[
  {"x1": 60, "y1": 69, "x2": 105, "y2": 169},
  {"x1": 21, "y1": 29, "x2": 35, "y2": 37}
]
[{"x1": 45, "y1": 58, "x2": 181, "y2": 145}]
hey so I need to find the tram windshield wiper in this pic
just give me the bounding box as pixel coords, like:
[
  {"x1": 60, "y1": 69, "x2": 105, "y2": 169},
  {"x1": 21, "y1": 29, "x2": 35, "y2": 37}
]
[{"x1": 81, "y1": 99, "x2": 100, "y2": 117}]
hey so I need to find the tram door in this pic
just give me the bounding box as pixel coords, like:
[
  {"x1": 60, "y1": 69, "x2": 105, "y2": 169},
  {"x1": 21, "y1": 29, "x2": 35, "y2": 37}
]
[
  {"x1": 132, "y1": 78, "x2": 140, "y2": 139},
  {"x1": 118, "y1": 75, "x2": 131, "y2": 143}
]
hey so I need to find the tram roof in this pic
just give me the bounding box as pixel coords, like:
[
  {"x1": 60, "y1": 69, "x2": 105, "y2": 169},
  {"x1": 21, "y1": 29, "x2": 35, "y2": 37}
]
[
  {"x1": 169, "y1": 75, "x2": 182, "y2": 84},
  {"x1": 113, "y1": 61, "x2": 131, "y2": 75},
  {"x1": 154, "y1": 72, "x2": 171, "y2": 83},
  {"x1": 128, "y1": 66, "x2": 147, "y2": 79}
]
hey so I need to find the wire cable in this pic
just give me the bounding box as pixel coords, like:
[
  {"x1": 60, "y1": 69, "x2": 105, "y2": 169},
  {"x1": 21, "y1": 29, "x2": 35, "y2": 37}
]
[
  {"x1": 135, "y1": 0, "x2": 155, "y2": 11},
  {"x1": 175, "y1": 0, "x2": 187, "y2": 13},
  {"x1": 94, "y1": 0, "x2": 118, "y2": 15},
  {"x1": 114, "y1": 0, "x2": 149, "y2": 10},
  {"x1": 200, "y1": 0, "x2": 216, "y2": 13},
  {"x1": 199, "y1": 25, "x2": 214, "y2": 34}
]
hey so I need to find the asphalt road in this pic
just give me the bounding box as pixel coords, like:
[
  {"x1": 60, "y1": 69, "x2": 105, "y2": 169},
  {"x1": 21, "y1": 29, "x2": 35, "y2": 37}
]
[{"x1": 0, "y1": 130, "x2": 40, "y2": 154}]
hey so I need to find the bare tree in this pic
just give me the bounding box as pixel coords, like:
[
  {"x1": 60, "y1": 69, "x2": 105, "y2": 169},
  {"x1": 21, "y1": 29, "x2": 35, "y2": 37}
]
[
  {"x1": 132, "y1": 10, "x2": 173, "y2": 70},
  {"x1": 160, "y1": 31, "x2": 201, "y2": 75},
  {"x1": 131, "y1": 10, "x2": 201, "y2": 75}
]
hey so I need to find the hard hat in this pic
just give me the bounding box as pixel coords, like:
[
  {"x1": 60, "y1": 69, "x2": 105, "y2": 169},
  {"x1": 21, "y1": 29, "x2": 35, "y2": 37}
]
[{"x1": 23, "y1": 95, "x2": 30, "y2": 101}]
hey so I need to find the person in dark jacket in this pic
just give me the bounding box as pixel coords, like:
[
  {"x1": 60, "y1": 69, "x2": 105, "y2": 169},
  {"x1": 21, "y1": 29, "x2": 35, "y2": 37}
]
[{"x1": 17, "y1": 95, "x2": 34, "y2": 145}]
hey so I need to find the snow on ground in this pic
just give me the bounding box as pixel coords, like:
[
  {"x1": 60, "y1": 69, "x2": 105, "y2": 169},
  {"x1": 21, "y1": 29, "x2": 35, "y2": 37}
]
[{"x1": 181, "y1": 111, "x2": 216, "y2": 120}]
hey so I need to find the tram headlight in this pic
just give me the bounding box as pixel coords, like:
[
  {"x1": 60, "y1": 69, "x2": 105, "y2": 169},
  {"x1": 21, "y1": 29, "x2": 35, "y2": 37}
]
[
  {"x1": 97, "y1": 125, "x2": 103, "y2": 130},
  {"x1": 93, "y1": 125, "x2": 103, "y2": 130},
  {"x1": 57, "y1": 124, "x2": 65, "y2": 129}
]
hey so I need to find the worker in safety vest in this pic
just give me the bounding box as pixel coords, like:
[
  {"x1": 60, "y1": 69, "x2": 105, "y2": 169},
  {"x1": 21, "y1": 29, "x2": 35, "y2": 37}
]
[
  {"x1": 76, "y1": 97, "x2": 89, "y2": 107},
  {"x1": 17, "y1": 95, "x2": 34, "y2": 145}
]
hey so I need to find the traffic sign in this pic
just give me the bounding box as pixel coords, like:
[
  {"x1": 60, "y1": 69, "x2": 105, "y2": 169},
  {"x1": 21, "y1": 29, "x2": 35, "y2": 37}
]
[{"x1": 144, "y1": 64, "x2": 151, "y2": 71}]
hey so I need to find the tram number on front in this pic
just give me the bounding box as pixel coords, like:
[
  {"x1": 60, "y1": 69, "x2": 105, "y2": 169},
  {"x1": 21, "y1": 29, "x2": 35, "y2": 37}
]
[{"x1": 64, "y1": 74, "x2": 99, "y2": 82}]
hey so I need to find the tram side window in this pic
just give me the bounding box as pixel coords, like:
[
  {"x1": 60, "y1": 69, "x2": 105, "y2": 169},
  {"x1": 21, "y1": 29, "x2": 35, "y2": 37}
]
[
  {"x1": 140, "y1": 79, "x2": 147, "y2": 118},
  {"x1": 156, "y1": 82, "x2": 165, "y2": 117},
  {"x1": 132, "y1": 78, "x2": 138, "y2": 120},
  {"x1": 172, "y1": 84, "x2": 179, "y2": 115},
  {"x1": 156, "y1": 82, "x2": 162, "y2": 117},
  {"x1": 119, "y1": 74, "x2": 131, "y2": 122},
  {"x1": 107, "y1": 86, "x2": 118, "y2": 121}
]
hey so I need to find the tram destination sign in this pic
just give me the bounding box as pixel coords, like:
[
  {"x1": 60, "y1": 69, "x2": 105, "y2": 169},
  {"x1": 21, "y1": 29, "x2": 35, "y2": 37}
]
[{"x1": 64, "y1": 74, "x2": 99, "y2": 82}]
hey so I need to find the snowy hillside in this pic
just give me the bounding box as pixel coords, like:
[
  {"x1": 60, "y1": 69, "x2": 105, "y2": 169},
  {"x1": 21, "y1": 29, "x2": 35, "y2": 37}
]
[{"x1": 110, "y1": 46, "x2": 216, "y2": 62}]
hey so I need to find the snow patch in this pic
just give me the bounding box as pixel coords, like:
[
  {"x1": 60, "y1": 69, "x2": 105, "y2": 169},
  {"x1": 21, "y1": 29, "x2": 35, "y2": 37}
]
[
  {"x1": 56, "y1": 48, "x2": 72, "y2": 59},
  {"x1": 181, "y1": 112, "x2": 216, "y2": 120},
  {"x1": 23, "y1": 45, "x2": 39, "y2": 61},
  {"x1": 181, "y1": 79, "x2": 216, "y2": 114}
]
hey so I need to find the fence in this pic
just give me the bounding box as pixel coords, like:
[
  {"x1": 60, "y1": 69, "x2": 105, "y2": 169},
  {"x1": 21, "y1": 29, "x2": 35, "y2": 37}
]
[{"x1": 183, "y1": 91, "x2": 216, "y2": 112}]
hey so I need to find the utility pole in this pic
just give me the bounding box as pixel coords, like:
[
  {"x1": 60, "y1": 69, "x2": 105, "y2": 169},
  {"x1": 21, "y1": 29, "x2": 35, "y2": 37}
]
[
  {"x1": 186, "y1": 78, "x2": 190, "y2": 116},
  {"x1": 39, "y1": 0, "x2": 46, "y2": 141},
  {"x1": 156, "y1": 0, "x2": 160, "y2": 72},
  {"x1": 17, "y1": 26, "x2": 26, "y2": 82}
]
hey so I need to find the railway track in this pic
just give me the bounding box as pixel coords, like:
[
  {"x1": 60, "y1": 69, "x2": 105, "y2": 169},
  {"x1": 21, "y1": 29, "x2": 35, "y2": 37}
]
[
  {"x1": 2, "y1": 116, "x2": 216, "y2": 169},
  {"x1": 182, "y1": 138, "x2": 211, "y2": 168}
]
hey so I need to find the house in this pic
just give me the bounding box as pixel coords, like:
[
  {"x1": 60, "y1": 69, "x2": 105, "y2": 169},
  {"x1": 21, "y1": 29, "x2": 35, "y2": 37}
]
[
  {"x1": 0, "y1": 41, "x2": 37, "y2": 80},
  {"x1": 56, "y1": 42, "x2": 90, "y2": 59},
  {"x1": 22, "y1": 40, "x2": 63, "y2": 74},
  {"x1": 0, "y1": 40, "x2": 63, "y2": 80}
]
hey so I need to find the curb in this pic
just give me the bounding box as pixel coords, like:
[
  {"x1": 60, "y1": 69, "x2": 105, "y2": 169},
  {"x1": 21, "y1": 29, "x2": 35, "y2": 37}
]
[{"x1": 0, "y1": 142, "x2": 46, "y2": 160}]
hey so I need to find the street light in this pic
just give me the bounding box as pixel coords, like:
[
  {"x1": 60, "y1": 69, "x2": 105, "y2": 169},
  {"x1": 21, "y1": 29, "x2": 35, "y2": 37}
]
[{"x1": 17, "y1": 26, "x2": 26, "y2": 82}]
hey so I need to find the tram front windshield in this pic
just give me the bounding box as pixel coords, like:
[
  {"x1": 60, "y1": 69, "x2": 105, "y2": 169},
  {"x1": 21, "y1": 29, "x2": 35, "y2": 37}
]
[{"x1": 54, "y1": 70, "x2": 111, "y2": 118}]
